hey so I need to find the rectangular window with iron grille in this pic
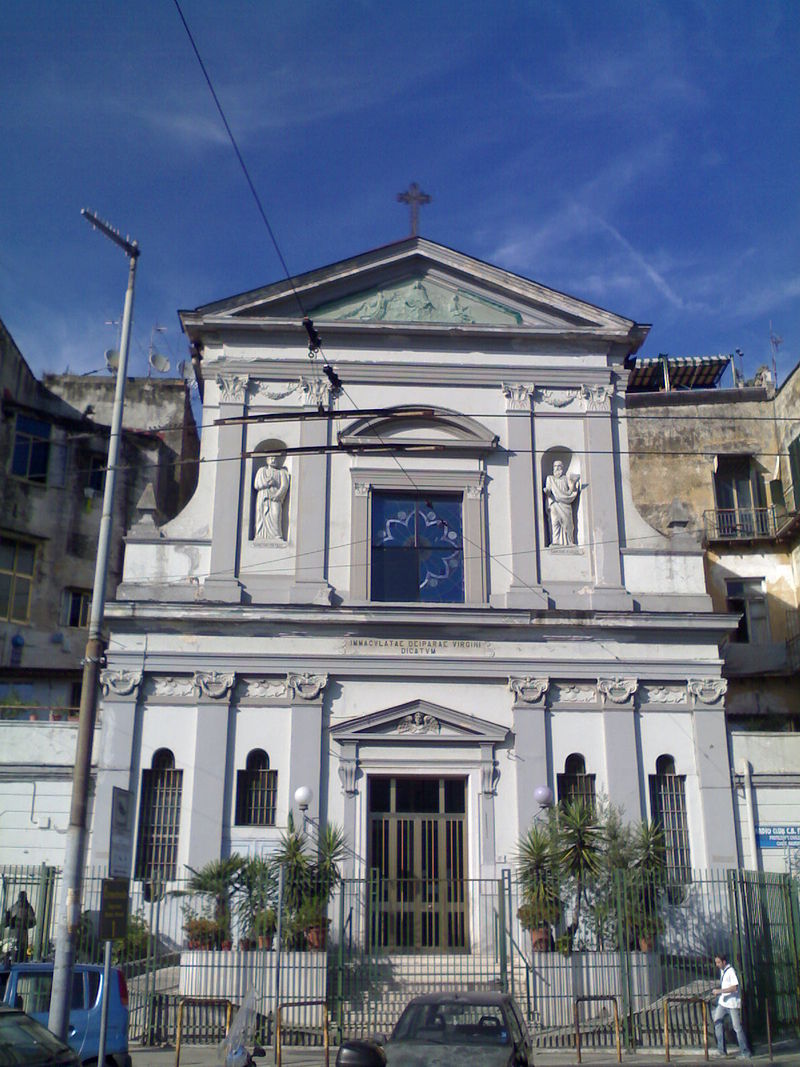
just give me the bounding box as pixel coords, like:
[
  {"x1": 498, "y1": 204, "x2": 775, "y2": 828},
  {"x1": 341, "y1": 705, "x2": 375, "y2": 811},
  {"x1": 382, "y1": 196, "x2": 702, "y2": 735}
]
[
  {"x1": 235, "y1": 750, "x2": 277, "y2": 826},
  {"x1": 135, "y1": 753, "x2": 182, "y2": 881},
  {"x1": 649, "y1": 763, "x2": 691, "y2": 887}
]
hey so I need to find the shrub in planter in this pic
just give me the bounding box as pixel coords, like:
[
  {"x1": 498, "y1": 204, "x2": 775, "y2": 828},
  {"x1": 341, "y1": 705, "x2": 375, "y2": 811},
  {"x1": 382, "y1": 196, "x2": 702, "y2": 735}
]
[
  {"x1": 253, "y1": 907, "x2": 277, "y2": 949},
  {"x1": 184, "y1": 916, "x2": 222, "y2": 949}
]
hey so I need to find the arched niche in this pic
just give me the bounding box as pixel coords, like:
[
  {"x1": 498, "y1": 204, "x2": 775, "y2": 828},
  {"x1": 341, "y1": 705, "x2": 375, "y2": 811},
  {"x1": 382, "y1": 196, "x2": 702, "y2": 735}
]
[
  {"x1": 541, "y1": 446, "x2": 582, "y2": 547},
  {"x1": 250, "y1": 439, "x2": 291, "y2": 542}
]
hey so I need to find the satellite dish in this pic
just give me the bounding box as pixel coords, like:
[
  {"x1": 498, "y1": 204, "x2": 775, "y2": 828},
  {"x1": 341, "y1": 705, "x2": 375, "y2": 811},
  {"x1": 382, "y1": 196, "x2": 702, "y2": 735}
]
[
  {"x1": 148, "y1": 350, "x2": 171, "y2": 374},
  {"x1": 105, "y1": 349, "x2": 120, "y2": 372}
]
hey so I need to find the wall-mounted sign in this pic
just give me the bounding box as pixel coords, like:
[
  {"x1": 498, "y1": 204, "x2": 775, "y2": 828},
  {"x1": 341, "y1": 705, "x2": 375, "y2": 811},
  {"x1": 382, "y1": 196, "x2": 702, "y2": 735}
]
[
  {"x1": 109, "y1": 787, "x2": 134, "y2": 878},
  {"x1": 756, "y1": 825, "x2": 800, "y2": 849}
]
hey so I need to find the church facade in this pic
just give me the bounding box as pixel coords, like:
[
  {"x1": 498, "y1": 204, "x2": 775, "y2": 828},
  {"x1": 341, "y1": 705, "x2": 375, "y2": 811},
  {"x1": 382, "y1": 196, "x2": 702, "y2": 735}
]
[{"x1": 93, "y1": 239, "x2": 739, "y2": 938}]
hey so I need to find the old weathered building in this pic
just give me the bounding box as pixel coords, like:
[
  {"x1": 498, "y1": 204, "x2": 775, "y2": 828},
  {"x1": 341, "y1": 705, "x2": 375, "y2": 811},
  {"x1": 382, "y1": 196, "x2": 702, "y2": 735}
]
[
  {"x1": 0, "y1": 317, "x2": 199, "y2": 864},
  {"x1": 627, "y1": 353, "x2": 800, "y2": 871}
]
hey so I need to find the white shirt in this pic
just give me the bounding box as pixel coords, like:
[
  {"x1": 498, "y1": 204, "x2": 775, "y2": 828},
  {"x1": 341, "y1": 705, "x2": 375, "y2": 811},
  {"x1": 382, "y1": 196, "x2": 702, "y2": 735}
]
[{"x1": 719, "y1": 964, "x2": 741, "y2": 1009}]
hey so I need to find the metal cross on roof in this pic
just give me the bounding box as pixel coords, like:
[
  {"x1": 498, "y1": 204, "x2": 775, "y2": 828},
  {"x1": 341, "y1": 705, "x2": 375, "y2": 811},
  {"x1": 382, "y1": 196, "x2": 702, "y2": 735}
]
[{"x1": 397, "y1": 182, "x2": 431, "y2": 237}]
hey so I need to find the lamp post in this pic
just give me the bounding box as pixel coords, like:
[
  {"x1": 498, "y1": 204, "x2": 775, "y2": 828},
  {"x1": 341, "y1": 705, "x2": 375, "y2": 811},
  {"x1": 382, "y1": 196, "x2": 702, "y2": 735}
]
[{"x1": 49, "y1": 211, "x2": 139, "y2": 1040}]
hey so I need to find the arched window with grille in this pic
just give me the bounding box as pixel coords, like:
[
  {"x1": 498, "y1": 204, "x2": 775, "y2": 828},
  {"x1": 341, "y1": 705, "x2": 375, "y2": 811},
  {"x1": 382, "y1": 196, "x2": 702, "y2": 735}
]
[
  {"x1": 135, "y1": 749, "x2": 182, "y2": 881},
  {"x1": 649, "y1": 754, "x2": 691, "y2": 884},
  {"x1": 557, "y1": 753, "x2": 596, "y2": 808},
  {"x1": 235, "y1": 749, "x2": 278, "y2": 826}
]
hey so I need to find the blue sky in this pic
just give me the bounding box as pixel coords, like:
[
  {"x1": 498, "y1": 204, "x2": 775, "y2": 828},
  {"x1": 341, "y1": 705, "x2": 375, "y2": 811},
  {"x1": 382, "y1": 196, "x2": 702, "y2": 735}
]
[{"x1": 2, "y1": 1, "x2": 798, "y2": 385}]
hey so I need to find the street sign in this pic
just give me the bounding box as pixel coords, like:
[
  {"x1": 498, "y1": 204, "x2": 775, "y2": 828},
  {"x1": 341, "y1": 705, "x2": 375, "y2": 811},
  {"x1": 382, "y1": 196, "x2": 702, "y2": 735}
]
[
  {"x1": 109, "y1": 787, "x2": 134, "y2": 879},
  {"x1": 756, "y1": 824, "x2": 800, "y2": 849},
  {"x1": 98, "y1": 878, "x2": 129, "y2": 941}
]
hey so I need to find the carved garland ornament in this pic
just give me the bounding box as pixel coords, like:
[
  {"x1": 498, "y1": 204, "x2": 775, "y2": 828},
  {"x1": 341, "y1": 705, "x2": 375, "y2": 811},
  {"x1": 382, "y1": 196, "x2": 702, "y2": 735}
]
[
  {"x1": 537, "y1": 387, "x2": 581, "y2": 409},
  {"x1": 597, "y1": 677, "x2": 638, "y2": 704},
  {"x1": 643, "y1": 685, "x2": 686, "y2": 704},
  {"x1": 99, "y1": 669, "x2": 143, "y2": 698},
  {"x1": 687, "y1": 678, "x2": 727, "y2": 704},
  {"x1": 193, "y1": 671, "x2": 236, "y2": 700},
  {"x1": 508, "y1": 676, "x2": 549, "y2": 705}
]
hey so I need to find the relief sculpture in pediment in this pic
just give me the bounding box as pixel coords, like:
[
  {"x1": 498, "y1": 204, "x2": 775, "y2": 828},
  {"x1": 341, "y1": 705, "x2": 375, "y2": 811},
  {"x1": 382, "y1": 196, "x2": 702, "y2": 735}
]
[{"x1": 313, "y1": 278, "x2": 523, "y2": 325}]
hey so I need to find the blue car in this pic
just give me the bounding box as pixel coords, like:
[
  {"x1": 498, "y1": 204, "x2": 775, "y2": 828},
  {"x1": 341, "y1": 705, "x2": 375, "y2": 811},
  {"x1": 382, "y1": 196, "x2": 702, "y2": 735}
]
[{"x1": 0, "y1": 963, "x2": 131, "y2": 1067}]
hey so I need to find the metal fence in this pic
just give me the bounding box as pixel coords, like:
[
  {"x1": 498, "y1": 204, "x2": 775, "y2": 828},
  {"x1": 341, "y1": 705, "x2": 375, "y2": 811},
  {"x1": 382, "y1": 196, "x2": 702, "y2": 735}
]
[{"x1": 2, "y1": 863, "x2": 798, "y2": 1051}]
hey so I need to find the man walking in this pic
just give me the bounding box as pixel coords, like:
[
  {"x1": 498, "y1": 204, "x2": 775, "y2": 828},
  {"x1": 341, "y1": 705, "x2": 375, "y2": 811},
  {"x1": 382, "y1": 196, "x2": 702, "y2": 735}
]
[{"x1": 712, "y1": 953, "x2": 752, "y2": 1058}]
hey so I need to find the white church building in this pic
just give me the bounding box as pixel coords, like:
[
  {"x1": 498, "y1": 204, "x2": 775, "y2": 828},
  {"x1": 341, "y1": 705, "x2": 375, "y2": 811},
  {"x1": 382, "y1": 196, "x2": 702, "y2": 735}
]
[{"x1": 93, "y1": 238, "x2": 739, "y2": 939}]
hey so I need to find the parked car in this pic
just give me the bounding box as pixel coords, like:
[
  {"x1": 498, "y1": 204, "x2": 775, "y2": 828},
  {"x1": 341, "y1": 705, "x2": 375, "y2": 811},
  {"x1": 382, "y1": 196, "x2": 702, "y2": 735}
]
[
  {"x1": 0, "y1": 963, "x2": 130, "y2": 1067},
  {"x1": 0, "y1": 1004, "x2": 80, "y2": 1066},
  {"x1": 336, "y1": 991, "x2": 534, "y2": 1067}
]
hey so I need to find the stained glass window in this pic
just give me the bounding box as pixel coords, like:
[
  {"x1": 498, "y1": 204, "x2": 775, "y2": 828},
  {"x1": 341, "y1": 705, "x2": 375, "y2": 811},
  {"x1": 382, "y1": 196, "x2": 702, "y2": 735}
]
[{"x1": 371, "y1": 493, "x2": 464, "y2": 603}]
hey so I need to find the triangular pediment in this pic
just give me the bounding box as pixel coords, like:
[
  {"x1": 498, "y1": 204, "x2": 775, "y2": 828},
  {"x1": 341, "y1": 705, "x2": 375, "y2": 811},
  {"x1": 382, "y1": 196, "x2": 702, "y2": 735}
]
[
  {"x1": 330, "y1": 699, "x2": 508, "y2": 744},
  {"x1": 312, "y1": 276, "x2": 524, "y2": 326},
  {"x1": 181, "y1": 238, "x2": 647, "y2": 347}
]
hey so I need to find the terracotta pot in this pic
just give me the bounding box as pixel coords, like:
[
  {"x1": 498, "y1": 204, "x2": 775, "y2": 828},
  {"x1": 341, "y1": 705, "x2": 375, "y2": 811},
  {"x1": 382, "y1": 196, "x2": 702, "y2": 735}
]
[
  {"x1": 638, "y1": 935, "x2": 655, "y2": 952},
  {"x1": 530, "y1": 926, "x2": 551, "y2": 952},
  {"x1": 239, "y1": 938, "x2": 257, "y2": 951},
  {"x1": 220, "y1": 939, "x2": 232, "y2": 951},
  {"x1": 257, "y1": 934, "x2": 273, "y2": 950},
  {"x1": 305, "y1": 925, "x2": 327, "y2": 950}
]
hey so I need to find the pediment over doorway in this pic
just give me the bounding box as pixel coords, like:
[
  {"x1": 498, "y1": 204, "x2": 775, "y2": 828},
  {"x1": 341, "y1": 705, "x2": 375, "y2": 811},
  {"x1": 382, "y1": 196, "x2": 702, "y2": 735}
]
[{"x1": 330, "y1": 699, "x2": 508, "y2": 745}]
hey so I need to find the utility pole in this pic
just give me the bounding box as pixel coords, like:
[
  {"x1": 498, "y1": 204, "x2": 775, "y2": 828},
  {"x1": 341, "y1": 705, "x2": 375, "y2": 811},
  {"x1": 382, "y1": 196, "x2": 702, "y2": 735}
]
[{"x1": 49, "y1": 211, "x2": 140, "y2": 1040}]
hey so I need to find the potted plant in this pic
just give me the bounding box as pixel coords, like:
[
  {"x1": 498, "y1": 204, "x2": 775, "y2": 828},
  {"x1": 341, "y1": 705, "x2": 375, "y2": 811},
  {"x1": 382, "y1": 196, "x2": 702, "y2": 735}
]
[
  {"x1": 515, "y1": 822, "x2": 561, "y2": 952},
  {"x1": 253, "y1": 907, "x2": 277, "y2": 949},
  {"x1": 297, "y1": 897, "x2": 329, "y2": 950}
]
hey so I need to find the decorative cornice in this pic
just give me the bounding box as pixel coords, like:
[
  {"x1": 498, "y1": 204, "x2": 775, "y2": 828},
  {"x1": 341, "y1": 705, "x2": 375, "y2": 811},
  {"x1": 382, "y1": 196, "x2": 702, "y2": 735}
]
[
  {"x1": 287, "y1": 672, "x2": 328, "y2": 700},
  {"x1": 508, "y1": 676, "x2": 549, "y2": 705},
  {"x1": 216, "y1": 374, "x2": 249, "y2": 404},
  {"x1": 192, "y1": 671, "x2": 236, "y2": 700},
  {"x1": 687, "y1": 678, "x2": 727, "y2": 704},
  {"x1": 597, "y1": 677, "x2": 638, "y2": 704},
  {"x1": 100, "y1": 669, "x2": 142, "y2": 699},
  {"x1": 501, "y1": 382, "x2": 535, "y2": 411}
]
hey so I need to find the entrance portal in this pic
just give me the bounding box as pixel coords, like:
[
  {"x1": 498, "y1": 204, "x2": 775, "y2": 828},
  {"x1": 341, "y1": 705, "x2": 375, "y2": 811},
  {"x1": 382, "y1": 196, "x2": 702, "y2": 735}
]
[{"x1": 367, "y1": 776, "x2": 468, "y2": 951}]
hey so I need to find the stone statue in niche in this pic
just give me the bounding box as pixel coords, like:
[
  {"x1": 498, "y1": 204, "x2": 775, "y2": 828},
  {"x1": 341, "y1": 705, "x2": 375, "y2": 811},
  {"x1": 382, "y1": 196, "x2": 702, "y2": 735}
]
[
  {"x1": 544, "y1": 459, "x2": 581, "y2": 546},
  {"x1": 254, "y1": 456, "x2": 290, "y2": 541}
]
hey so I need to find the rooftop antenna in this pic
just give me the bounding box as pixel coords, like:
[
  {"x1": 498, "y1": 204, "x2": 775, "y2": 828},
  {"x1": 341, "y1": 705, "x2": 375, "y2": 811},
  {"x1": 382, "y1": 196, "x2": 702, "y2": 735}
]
[
  {"x1": 769, "y1": 321, "x2": 782, "y2": 388},
  {"x1": 147, "y1": 324, "x2": 170, "y2": 375}
]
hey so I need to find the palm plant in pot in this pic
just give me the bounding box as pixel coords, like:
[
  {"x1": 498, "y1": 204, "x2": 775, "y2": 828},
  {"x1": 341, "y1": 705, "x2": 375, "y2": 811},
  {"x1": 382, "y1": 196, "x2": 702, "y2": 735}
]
[
  {"x1": 235, "y1": 856, "x2": 277, "y2": 949},
  {"x1": 515, "y1": 822, "x2": 560, "y2": 952},
  {"x1": 185, "y1": 855, "x2": 246, "y2": 949},
  {"x1": 626, "y1": 820, "x2": 667, "y2": 951},
  {"x1": 274, "y1": 816, "x2": 345, "y2": 950}
]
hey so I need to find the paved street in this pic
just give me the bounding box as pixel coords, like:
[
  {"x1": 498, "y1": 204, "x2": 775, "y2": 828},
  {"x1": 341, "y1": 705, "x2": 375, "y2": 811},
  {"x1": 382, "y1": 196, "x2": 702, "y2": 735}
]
[{"x1": 131, "y1": 1039, "x2": 800, "y2": 1066}]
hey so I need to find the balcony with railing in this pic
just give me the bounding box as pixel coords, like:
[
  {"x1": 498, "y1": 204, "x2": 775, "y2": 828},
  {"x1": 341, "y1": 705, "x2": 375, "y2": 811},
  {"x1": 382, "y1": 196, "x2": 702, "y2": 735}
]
[{"x1": 704, "y1": 506, "x2": 777, "y2": 542}]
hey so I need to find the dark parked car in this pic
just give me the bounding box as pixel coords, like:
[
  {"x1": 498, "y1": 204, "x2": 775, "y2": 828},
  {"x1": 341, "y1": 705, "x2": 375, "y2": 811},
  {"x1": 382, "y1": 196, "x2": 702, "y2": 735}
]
[
  {"x1": 0, "y1": 1004, "x2": 80, "y2": 1066},
  {"x1": 337, "y1": 991, "x2": 534, "y2": 1067}
]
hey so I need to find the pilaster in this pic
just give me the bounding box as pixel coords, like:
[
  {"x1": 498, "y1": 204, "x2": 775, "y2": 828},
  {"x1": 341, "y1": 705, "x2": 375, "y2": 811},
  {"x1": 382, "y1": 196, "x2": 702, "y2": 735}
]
[
  {"x1": 287, "y1": 673, "x2": 329, "y2": 825},
  {"x1": 688, "y1": 678, "x2": 738, "y2": 868},
  {"x1": 88, "y1": 668, "x2": 143, "y2": 870},
  {"x1": 599, "y1": 677, "x2": 643, "y2": 820},
  {"x1": 185, "y1": 672, "x2": 236, "y2": 870},
  {"x1": 204, "y1": 376, "x2": 247, "y2": 602},
  {"x1": 290, "y1": 384, "x2": 332, "y2": 603},
  {"x1": 494, "y1": 384, "x2": 548, "y2": 608},
  {"x1": 509, "y1": 676, "x2": 550, "y2": 833}
]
